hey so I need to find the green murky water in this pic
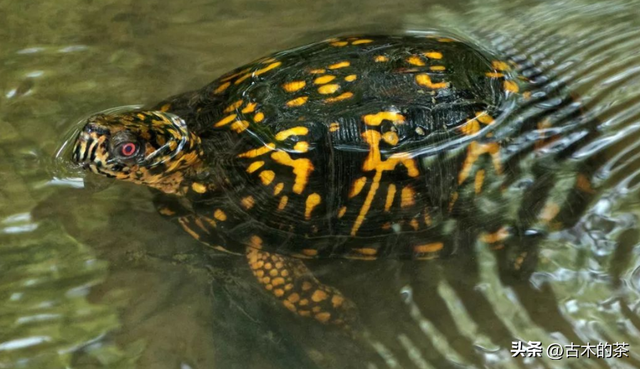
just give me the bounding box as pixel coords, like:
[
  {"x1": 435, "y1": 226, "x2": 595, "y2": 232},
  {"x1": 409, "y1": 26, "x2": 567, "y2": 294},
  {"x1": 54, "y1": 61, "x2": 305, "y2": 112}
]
[{"x1": 3, "y1": 0, "x2": 640, "y2": 368}]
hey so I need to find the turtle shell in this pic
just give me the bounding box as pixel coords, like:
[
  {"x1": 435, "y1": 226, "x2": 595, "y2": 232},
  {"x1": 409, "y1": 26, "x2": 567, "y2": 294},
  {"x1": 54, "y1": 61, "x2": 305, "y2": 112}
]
[{"x1": 154, "y1": 34, "x2": 595, "y2": 260}]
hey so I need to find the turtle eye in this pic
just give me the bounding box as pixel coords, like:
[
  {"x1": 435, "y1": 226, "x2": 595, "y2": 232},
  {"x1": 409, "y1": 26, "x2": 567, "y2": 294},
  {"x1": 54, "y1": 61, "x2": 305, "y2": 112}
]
[{"x1": 118, "y1": 142, "x2": 139, "y2": 157}]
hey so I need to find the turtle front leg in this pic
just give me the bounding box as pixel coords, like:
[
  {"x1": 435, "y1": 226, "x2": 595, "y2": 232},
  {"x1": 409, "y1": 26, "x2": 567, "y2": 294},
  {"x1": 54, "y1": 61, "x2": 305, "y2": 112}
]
[{"x1": 245, "y1": 247, "x2": 357, "y2": 326}]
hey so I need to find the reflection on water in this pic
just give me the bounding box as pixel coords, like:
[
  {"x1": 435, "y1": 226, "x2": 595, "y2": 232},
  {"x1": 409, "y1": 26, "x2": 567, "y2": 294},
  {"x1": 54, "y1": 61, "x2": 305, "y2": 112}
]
[{"x1": 2, "y1": 0, "x2": 640, "y2": 368}]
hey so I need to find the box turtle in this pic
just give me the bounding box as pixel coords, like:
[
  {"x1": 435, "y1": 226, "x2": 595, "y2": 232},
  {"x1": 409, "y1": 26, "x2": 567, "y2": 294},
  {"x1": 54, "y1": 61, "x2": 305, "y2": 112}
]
[{"x1": 71, "y1": 34, "x2": 597, "y2": 326}]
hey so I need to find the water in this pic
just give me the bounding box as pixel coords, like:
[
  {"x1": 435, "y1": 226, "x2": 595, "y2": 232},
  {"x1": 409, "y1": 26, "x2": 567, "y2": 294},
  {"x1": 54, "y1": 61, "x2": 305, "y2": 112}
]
[{"x1": 2, "y1": 0, "x2": 640, "y2": 368}]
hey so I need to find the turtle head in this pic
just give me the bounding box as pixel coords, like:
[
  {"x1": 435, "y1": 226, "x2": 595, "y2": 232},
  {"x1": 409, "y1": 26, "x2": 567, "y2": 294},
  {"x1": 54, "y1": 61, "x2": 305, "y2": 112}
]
[{"x1": 72, "y1": 110, "x2": 203, "y2": 194}]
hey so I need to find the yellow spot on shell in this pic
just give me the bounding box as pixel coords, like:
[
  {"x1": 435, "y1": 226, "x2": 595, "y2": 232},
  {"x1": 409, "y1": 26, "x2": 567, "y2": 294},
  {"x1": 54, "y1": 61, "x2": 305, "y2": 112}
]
[
  {"x1": 192, "y1": 183, "x2": 207, "y2": 193},
  {"x1": 214, "y1": 114, "x2": 238, "y2": 127},
  {"x1": 224, "y1": 100, "x2": 243, "y2": 113},
  {"x1": 160, "y1": 103, "x2": 171, "y2": 112},
  {"x1": 414, "y1": 242, "x2": 443, "y2": 253},
  {"x1": 233, "y1": 62, "x2": 282, "y2": 85},
  {"x1": 314, "y1": 75, "x2": 336, "y2": 85},
  {"x1": 407, "y1": 55, "x2": 425, "y2": 66},
  {"x1": 246, "y1": 161, "x2": 265, "y2": 173},
  {"x1": 352, "y1": 39, "x2": 373, "y2": 45},
  {"x1": 344, "y1": 74, "x2": 357, "y2": 82},
  {"x1": 423, "y1": 51, "x2": 443, "y2": 59},
  {"x1": 382, "y1": 131, "x2": 399, "y2": 145},
  {"x1": 430, "y1": 65, "x2": 446, "y2": 71},
  {"x1": 256, "y1": 61, "x2": 282, "y2": 76},
  {"x1": 486, "y1": 72, "x2": 505, "y2": 78},
  {"x1": 492, "y1": 60, "x2": 510, "y2": 71},
  {"x1": 274, "y1": 182, "x2": 284, "y2": 195},
  {"x1": 476, "y1": 111, "x2": 494, "y2": 124},
  {"x1": 318, "y1": 84, "x2": 340, "y2": 94},
  {"x1": 286, "y1": 96, "x2": 308, "y2": 107},
  {"x1": 288, "y1": 293, "x2": 300, "y2": 303},
  {"x1": 294, "y1": 141, "x2": 309, "y2": 152},
  {"x1": 234, "y1": 73, "x2": 251, "y2": 85},
  {"x1": 338, "y1": 206, "x2": 347, "y2": 218},
  {"x1": 460, "y1": 119, "x2": 480, "y2": 136},
  {"x1": 329, "y1": 122, "x2": 340, "y2": 132},
  {"x1": 438, "y1": 37, "x2": 455, "y2": 42},
  {"x1": 416, "y1": 74, "x2": 449, "y2": 89},
  {"x1": 214, "y1": 209, "x2": 227, "y2": 221},
  {"x1": 230, "y1": 120, "x2": 249, "y2": 133},
  {"x1": 297, "y1": 250, "x2": 316, "y2": 259},
  {"x1": 354, "y1": 248, "x2": 377, "y2": 255},
  {"x1": 401, "y1": 186, "x2": 416, "y2": 208},
  {"x1": 241, "y1": 102, "x2": 257, "y2": 113},
  {"x1": 328, "y1": 61, "x2": 350, "y2": 69},
  {"x1": 460, "y1": 111, "x2": 494, "y2": 136},
  {"x1": 384, "y1": 184, "x2": 396, "y2": 212},
  {"x1": 237, "y1": 143, "x2": 275, "y2": 158},
  {"x1": 324, "y1": 92, "x2": 353, "y2": 103},
  {"x1": 271, "y1": 151, "x2": 314, "y2": 194},
  {"x1": 275, "y1": 126, "x2": 309, "y2": 140},
  {"x1": 374, "y1": 55, "x2": 388, "y2": 62},
  {"x1": 277, "y1": 196, "x2": 288, "y2": 211},
  {"x1": 254, "y1": 112, "x2": 265, "y2": 122},
  {"x1": 330, "y1": 41, "x2": 348, "y2": 47},
  {"x1": 282, "y1": 81, "x2": 306, "y2": 92},
  {"x1": 504, "y1": 80, "x2": 520, "y2": 93},
  {"x1": 363, "y1": 112, "x2": 406, "y2": 126},
  {"x1": 241, "y1": 196, "x2": 255, "y2": 209},
  {"x1": 259, "y1": 170, "x2": 275, "y2": 185},
  {"x1": 309, "y1": 68, "x2": 325, "y2": 74},
  {"x1": 221, "y1": 67, "x2": 251, "y2": 82},
  {"x1": 474, "y1": 169, "x2": 485, "y2": 194},
  {"x1": 305, "y1": 193, "x2": 321, "y2": 220},
  {"x1": 349, "y1": 177, "x2": 367, "y2": 198},
  {"x1": 213, "y1": 82, "x2": 230, "y2": 94}
]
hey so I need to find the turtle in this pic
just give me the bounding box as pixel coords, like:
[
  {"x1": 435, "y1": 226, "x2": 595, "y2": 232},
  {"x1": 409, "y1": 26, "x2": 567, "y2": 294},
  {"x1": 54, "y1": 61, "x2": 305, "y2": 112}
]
[{"x1": 71, "y1": 34, "x2": 598, "y2": 326}]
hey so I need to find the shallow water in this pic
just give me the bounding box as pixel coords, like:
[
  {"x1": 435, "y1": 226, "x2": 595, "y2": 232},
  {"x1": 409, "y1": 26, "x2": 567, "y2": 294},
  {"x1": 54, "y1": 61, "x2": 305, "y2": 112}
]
[{"x1": 3, "y1": 0, "x2": 640, "y2": 368}]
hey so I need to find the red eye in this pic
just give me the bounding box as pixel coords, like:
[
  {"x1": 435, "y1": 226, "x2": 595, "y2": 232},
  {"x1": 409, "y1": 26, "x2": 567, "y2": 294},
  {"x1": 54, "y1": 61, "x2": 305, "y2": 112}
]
[{"x1": 120, "y1": 142, "x2": 137, "y2": 157}]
